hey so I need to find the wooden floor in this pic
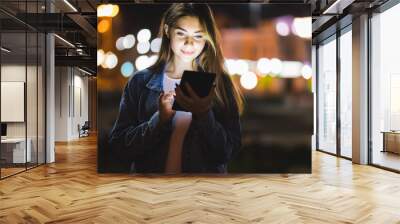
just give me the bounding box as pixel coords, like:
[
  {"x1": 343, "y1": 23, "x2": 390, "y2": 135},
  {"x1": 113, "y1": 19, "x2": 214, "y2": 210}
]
[
  {"x1": 373, "y1": 150, "x2": 400, "y2": 171},
  {"x1": 1, "y1": 163, "x2": 45, "y2": 178},
  {"x1": 1, "y1": 135, "x2": 400, "y2": 223},
  {"x1": 1, "y1": 167, "x2": 26, "y2": 178}
]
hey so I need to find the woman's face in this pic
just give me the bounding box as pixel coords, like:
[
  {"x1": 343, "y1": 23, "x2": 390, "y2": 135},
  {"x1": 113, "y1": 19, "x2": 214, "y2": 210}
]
[{"x1": 168, "y1": 16, "x2": 206, "y2": 63}]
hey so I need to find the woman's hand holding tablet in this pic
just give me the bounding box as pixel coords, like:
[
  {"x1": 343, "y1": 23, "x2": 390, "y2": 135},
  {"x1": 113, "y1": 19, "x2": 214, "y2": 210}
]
[{"x1": 173, "y1": 70, "x2": 216, "y2": 116}]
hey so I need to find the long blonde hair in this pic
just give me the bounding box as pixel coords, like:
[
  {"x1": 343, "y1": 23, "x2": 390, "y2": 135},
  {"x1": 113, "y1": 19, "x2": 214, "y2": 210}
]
[{"x1": 149, "y1": 3, "x2": 244, "y2": 115}]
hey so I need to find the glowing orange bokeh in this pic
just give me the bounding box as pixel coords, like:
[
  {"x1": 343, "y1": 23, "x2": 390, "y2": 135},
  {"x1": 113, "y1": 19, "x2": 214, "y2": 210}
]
[{"x1": 98, "y1": 19, "x2": 110, "y2": 33}]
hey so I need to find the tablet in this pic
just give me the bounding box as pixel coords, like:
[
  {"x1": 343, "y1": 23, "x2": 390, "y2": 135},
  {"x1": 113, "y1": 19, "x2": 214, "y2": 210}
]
[{"x1": 172, "y1": 70, "x2": 216, "y2": 112}]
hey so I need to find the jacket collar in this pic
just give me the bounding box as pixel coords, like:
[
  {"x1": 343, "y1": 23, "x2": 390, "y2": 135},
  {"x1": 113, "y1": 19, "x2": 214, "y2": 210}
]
[{"x1": 145, "y1": 65, "x2": 166, "y2": 92}]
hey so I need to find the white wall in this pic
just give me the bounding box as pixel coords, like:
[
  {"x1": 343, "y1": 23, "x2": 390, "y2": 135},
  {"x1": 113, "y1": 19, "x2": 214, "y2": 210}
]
[
  {"x1": 55, "y1": 67, "x2": 69, "y2": 141},
  {"x1": 1, "y1": 64, "x2": 45, "y2": 164},
  {"x1": 55, "y1": 67, "x2": 89, "y2": 141},
  {"x1": 1, "y1": 65, "x2": 34, "y2": 138}
]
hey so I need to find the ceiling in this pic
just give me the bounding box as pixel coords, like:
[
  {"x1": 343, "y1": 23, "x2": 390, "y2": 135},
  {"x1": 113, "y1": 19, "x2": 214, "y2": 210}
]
[
  {"x1": 309, "y1": 0, "x2": 389, "y2": 41},
  {"x1": 0, "y1": 0, "x2": 96, "y2": 74}
]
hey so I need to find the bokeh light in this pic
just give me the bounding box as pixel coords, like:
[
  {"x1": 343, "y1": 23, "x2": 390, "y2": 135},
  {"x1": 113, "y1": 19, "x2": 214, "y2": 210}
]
[
  {"x1": 97, "y1": 19, "x2": 110, "y2": 33},
  {"x1": 116, "y1": 37, "x2": 125, "y2": 51},
  {"x1": 137, "y1": 29, "x2": 151, "y2": 42},
  {"x1": 121, "y1": 61, "x2": 135, "y2": 77},
  {"x1": 276, "y1": 21, "x2": 290, "y2": 36},
  {"x1": 111, "y1": 4, "x2": 119, "y2": 17},
  {"x1": 97, "y1": 49, "x2": 105, "y2": 66},
  {"x1": 150, "y1": 38, "x2": 162, "y2": 53},
  {"x1": 292, "y1": 17, "x2": 312, "y2": 39},
  {"x1": 240, "y1": 71, "x2": 258, "y2": 90},
  {"x1": 137, "y1": 41, "x2": 150, "y2": 54},
  {"x1": 122, "y1": 34, "x2": 135, "y2": 49},
  {"x1": 224, "y1": 59, "x2": 236, "y2": 75},
  {"x1": 281, "y1": 61, "x2": 303, "y2": 78},
  {"x1": 135, "y1": 55, "x2": 151, "y2": 71},
  {"x1": 270, "y1": 58, "x2": 283, "y2": 74},
  {"x1": 98, "y1": 4, "x2": 119, "y2": 17},
  {"x1": 149, "y1": 55, "x2": 159, "y2": 65},
  {"x1": 301, "y1": 64, "x2": 312, "y2": 79},
  {"x1": 104, "y1": 52, "x2": 118, "y2": 69},
  {"x1": 257, "y1": 58, "x2": 271, "y2": 75},
  {"x1": 236, "y1": 59, "x2": 249, "y2": 76}
]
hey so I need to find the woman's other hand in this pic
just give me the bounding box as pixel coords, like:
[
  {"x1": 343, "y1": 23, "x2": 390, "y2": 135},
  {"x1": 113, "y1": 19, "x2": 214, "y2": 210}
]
[
  {"x1": 175, "y1": 83, "x2": 216, "y2": 118},
  {"x1": 159, "y1": 91, "x2": 176, "y2": 124}
]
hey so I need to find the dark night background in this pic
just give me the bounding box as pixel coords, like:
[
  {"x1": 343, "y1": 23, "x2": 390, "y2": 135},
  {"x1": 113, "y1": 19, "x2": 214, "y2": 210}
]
[{"x1": 98, "y1": 3, "x2": 313, "y2": 173}]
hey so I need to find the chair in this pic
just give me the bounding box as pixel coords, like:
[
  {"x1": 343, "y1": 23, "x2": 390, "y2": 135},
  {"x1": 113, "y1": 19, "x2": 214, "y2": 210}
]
[{"x1": 78, "y1": 121, "x2": 90, "y2": 138}]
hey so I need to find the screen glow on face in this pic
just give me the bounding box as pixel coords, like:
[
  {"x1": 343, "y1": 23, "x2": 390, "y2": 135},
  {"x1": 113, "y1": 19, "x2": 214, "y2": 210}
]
[{"x1": 170, "y1": 16, "x2": 207, "y2": 63}]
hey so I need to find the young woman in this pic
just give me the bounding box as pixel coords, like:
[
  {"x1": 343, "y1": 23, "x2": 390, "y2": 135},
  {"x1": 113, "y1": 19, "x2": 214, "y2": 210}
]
[{"x1": 109, "y1": 3, "x2": 243, "y2": 174}]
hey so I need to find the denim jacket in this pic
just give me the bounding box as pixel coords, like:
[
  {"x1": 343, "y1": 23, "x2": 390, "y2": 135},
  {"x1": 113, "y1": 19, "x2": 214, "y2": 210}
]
[{"x1": 109, "y1": 66, "x2": 242, "y2": 173}]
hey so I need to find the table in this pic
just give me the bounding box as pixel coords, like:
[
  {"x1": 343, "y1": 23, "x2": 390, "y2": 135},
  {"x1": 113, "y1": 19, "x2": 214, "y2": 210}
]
[
  {"x1": 381, "y1": 131, "x2": 400, "y2": 154},
  {"x1": 1, "y1": 138, "x2": 31, "y2": 163}
]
